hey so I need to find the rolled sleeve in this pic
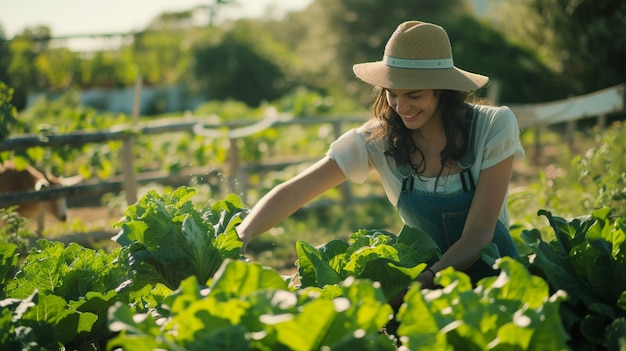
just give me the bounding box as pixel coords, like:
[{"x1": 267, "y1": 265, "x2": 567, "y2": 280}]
[
  {"x1": 326, "y1": 129, "x2": 371, "y2": 183},
  {"x1": 481, "y1": 106, "x2": 526, "y2": 170}
]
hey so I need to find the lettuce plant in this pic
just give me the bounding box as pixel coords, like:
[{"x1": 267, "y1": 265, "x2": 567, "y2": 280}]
[
  {"x1": 295, "y1": 226, "x2": 441, "y2": 301},
  {"x1": 1, "y1": 240, "x2": 127, "y2": 350},
  {"x1": 397, "y1": 257, "x2": 569, "y2": 350},
  {"x1": 521, "y1": 208, "x2": 626, "y2": 350},
  {"x1": 108, "y1": 259, "x2": 397, "y2": 350},
  {"x1": 113, "y1": 187, "x2": 246, "y2": 290}
]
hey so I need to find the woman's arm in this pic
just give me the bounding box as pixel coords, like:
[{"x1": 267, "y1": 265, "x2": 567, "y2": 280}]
[
  {"x1": 419, "y1": 156, "x2": 515, "y2": 287},
  {"x1": 237, "y1": 156, "x2": 348, "y2": 252}
]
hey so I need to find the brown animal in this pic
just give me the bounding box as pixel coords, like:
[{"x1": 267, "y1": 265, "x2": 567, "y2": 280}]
[{"x1": 0, "y1": 161, "x2": 83, "y2": 233}]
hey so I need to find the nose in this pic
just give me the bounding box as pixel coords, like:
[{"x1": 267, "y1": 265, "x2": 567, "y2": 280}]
[{"x1": 394, "y1": 96, "x2": 411, "y2": 115}]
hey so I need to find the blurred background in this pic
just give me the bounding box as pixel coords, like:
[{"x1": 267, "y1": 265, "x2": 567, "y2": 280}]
[
  {"x1": 0, "y1": 0, "x2": 625, "y2": 268},
  {"x1": 1, "y1": 0, "x2": 624, "y2": 113}
]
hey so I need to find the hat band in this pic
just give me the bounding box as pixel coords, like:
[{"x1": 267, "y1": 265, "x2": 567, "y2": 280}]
[{"x1": 383, "y1": 56, "x2": 454, "y2": 69}]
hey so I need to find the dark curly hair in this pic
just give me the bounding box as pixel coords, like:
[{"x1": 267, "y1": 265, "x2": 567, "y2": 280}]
[{"x1": 366, "y1": 88, "x2": 473, "y2": 181}]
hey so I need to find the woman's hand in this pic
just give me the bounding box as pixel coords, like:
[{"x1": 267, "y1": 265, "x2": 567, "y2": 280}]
[
  {"x1": 236, "y1": 227, "x2": 251, "y2": 254},
  {"x1": 416, "y1": 268, "x2": 436, "y2": 289},
  {"x1": 388, "y1": 268, "x2": 437, "y2": 310},
  {"x1": 235, "y1": 156, "x2": 347, "y2": 253}
]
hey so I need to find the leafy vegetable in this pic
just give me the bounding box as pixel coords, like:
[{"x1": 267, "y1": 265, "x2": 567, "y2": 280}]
[
  {"x1": 0, "y1": 242, "x2": 18, "y2": 292},
  {"x1": 295, "y1": 226, "x2": 441, "y2": 300},
  {"x1": 521, "y1": 208, "x2": 626, "y2": 350},
  {"x1": 108, "y1": 259, "x2": 397, "y2": 350},
  {"x1": 397, "y1": 257, "x2": 570, "y2": 350},
  {"x1": 1, "y1": 241, "x2": 127, "y2": 350},
  {"x1": 113, "y1": 187, "x2": 246, "y2": 290}
]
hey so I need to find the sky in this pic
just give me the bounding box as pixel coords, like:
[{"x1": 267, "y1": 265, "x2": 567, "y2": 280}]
[{"x1": 0, "y1": 0, "x2": 313, "y2": 38}]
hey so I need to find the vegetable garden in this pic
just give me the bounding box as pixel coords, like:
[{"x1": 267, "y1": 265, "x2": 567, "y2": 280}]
[
  {"x1": 1, "y1": 185, "x2": 625, "y2": 350},
  {"x1": 2, "y1": 89, "x2": 626, "y2": 350}
]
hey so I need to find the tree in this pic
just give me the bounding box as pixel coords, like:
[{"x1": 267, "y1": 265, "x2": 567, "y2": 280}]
[
  {"x1": 445, "y1": 16, "x2": 562, "y2": 104},
  {"x1": 287, "y1": 0, "x2": 474, "y2": 102},
  {"x1": 7, "y1": 26, "x2": 52, "y2": 109},
  {"x1": 488, "y1": 0, "x2": 626, "y2": 96},
  {"x1": 0, "y1": 81, "x2": 18, "y2": 141},
  {"x1": 193, "y1": 24, "x2": 292, "y2": 106},
  {"x1": 0, "y1": 26, "x2": 9, "y2": 87},
  {"x1": 279, "y1": 0, "x2": 557, "y2": 104}
]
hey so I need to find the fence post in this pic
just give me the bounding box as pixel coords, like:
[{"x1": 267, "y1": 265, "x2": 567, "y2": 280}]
[{"x1": 597, "y1": 114, "x2": 607, "y2": 130}]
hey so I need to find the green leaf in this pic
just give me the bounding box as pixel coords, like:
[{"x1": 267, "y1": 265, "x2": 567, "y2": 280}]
[
  {"x1": 269, "y1": 277, "x2": 393, "y2": 351},
  {"x1": 273, "y1": 298, "x2": 336, "y2": 350},
  {"x1": 579, "y1": 314, "x2": 608, "y2": 344},
  {"x1": 358, "y1": 258, "x2": 425, "y2": 300},
  {"x1": 318, "y1": 239, "x2": 350, "y2": 274},
  {"x1": 107, "y1": 301, "x2": 166, "y2": 349},
  {"x1": 114, "y1": 189, "x2": 246, "y2": 291},
  {"x1": 209, "y1": 259, "x2": 288, "y2": 300},
  {"x1": 618, "y1": 291, "x2": 626, "y2": 311},
  {"x1": 0, "y1": 242, "x2": 18, "y2": 286},
  {"x1": 295, "y1": 240, "x2": 342, "y2": 287},
  {"x1": 211, "y1": 193, "x2": 249, "y2": 235},
  {"x1": 396, "y1": 225, "x2": 441, "y2": 264},
  {"x1": 520, "y1": 228, "x2": 592, "y2": 304},
  {"x1": 180, "y1": 215, "x2": 220, "y2": 284},
  {"x1": 214, "y1": 228, "x2": 244, "y2": 261},
  {"x1": 6, "y1": 241, "x2": 65, "y2": 298},
  {"x1": 605, "y1": 318, "x2": 626, "y2": 351},
  {"x1": 397, "y1": 258, "x2": 569, "y2": 350}
]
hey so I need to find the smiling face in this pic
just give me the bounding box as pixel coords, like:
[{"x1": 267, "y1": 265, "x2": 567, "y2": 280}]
[{"x1": 385, "y1": 89, "x2": 441, "y2": 131}]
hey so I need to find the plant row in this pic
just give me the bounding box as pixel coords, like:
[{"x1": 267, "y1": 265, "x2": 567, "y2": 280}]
[{"x1": 1, "y1": 186, "x2": 625, "y2": 350}]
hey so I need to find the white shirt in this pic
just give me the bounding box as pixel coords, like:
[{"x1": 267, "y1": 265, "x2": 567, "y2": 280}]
[{"x1": 326, "y1": 104, "x2": 526, "y2": 226}]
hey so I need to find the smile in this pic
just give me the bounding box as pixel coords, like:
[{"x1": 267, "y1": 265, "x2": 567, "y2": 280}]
[{"x1": 402, "y1": 112, "x2": 421, "y2": 122}]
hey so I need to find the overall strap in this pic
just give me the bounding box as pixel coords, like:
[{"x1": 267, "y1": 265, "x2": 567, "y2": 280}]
[
  {"x1": 401, "y1": 175, "x2": 415, "y2": 192},
  {"x1": 460, "y1": 168, "x2": 475, "y2": 192},
  {"x1": 458, "y1": 105, "x2": 478, "y2": 192}
]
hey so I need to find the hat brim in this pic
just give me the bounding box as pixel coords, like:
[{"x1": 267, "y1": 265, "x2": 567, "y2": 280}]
[{"x1": 353, "y1": 61, "x2": 489, "y2": 91}]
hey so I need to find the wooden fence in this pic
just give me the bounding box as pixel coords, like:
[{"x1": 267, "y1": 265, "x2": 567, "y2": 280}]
[
  {"x1": 0, "y1": 83, "x2": 624, "y2": 210},
  {"x1": 0, "y1": 113, "x2": 364, "y2": 208}
]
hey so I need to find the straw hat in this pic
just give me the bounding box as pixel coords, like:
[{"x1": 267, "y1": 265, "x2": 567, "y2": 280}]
[{"x1": 353, "y1": 21, "x2": 489, "y2": 91}]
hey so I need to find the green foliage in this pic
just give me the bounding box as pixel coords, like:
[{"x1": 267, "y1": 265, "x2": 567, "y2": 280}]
[
  {"x1": 1, "y1": 240, "x2": 128, "y2": 350},
  {"x1": 193, "y1": 98, "x2": 265, "y2": 121},
  {"x1": 274, "y1": 87, "x2": 338, "y2": 117},
  {"x1": 308, "y1": 0, "x2": 472, "y2": 98},
  {"x1": 489, "y1": 0, "x2": 626, "y2": 96},
  {"x1": 397, "y1": 257, "x2": 569, "y2": 350},
  {"x1": 446, "y1": 16, "x2": 561, "y2": 104},
  {"x1": 295, "y1": 226, "x2": 441, "y2": 300},
  {"x1": 0, "y1": 207, "x2": 37, "y2": 259},
  {"x1": 0, "y1": 242, "x2": 18, "y2": 293},
  {"x1": 574, "y1": 122, "x2": 626, "y2": 217},
  {"x1": 113, "y1": 187, "x2": 246, "y2": 290},
  {"x1": 3, "y1": 182, "x2": 625, "y2": 349},
  {"x1": 0, "y1": 81, "x2": 18, "y2": 141},
  {"x1": 108, "y1": 260, "x2": 397, "y2": 351},
  {"x1": 520, "y1": 208, "x2": 626, "y2": 350},
  {"x1": 193, "y1": 28, "x2": 292, "y2": 106}
]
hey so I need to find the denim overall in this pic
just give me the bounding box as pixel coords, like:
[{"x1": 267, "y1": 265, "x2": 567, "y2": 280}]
[{"x1": 396, "y1": 111, "x2": 519, "y2": 284}]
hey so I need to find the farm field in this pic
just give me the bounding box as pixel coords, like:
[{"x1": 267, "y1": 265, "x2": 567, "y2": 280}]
[{"x1": 2, "y1": 97, "x2": 625, "y2": 350}]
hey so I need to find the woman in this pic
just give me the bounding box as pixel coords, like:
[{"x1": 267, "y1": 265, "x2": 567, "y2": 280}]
[{"x1": 236, "y1": 20, "x2": 525, "y2": 293}]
